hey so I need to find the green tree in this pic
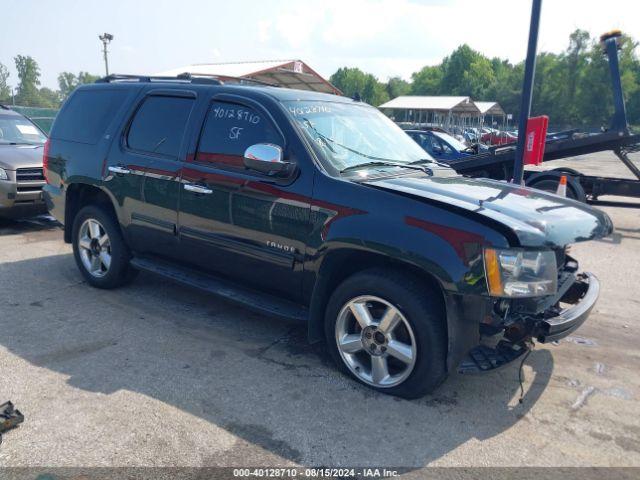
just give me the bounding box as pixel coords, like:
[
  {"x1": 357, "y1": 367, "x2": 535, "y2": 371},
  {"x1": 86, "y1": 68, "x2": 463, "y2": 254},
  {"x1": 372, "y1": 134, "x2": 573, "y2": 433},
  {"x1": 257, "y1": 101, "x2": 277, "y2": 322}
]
[
  {"x1": 37, "y1": 87, "x2": 60, "y2": 108},
  {"x1": 78, "y1": 71, "x2": 100, "y2": 85},
  {"x1": 462, "y1": 57, "x2": 495, "y2": 99},
  {"x1": 411, "y1": 65, "x2": 442, "y2": 95},
  {"x1": 330, "y1": 67, "x2": 389, "y2": 105},
  {"x1": 532, "y1": 52, "x2": 569, "y2": 124},
  {"x1": 486, "y1": 58, "x2": 521, "y2": 118},
  {"x1": 566, "y1": 30, "x2": 591, "y2": 108},
  {"x1": 0, "y1": 62, "x2": 10, "y2": 103},
  {"x1": 57, "y1": 72, "x2": 77, "y2": 99},
  {"x1": 14, "y1": 55, "x2": 42, "y2": 106},
  {"x1": 439, "y1": 44, "x2": 494, "y2": 97},
  {"x1": 386, "y1": 76, "x2": 410, "y2": 98},
  {"x1": 58, "y1": 71, "x2": 99, "y2": 100},
  {"x1": 329, "y1": 29, "x2": 640, "y2": 130}
]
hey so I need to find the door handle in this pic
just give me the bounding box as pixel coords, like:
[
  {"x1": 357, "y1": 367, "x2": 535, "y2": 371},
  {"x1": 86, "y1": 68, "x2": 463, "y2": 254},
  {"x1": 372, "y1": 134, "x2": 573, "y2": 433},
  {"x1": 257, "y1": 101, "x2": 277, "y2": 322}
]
[
  {"x1": 108, "y1": 165, "x2": 131, "y2": 175},
  {"x1": 184, "y1": 183, "x2": 213, "y2": 194}
]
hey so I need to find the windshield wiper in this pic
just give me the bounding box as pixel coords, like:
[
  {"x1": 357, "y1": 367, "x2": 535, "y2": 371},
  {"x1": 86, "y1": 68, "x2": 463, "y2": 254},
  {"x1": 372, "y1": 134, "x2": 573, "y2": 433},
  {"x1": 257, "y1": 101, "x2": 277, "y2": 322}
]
[
  {"x1": 409, "y1": 158, "x2": 451, "y2": 169},
  {"x1": 340, "y1": 161, "x2": 431, "y2": 174},
  {"x1": 300, "y1": 118, "x2": 433, "y2": 175}
]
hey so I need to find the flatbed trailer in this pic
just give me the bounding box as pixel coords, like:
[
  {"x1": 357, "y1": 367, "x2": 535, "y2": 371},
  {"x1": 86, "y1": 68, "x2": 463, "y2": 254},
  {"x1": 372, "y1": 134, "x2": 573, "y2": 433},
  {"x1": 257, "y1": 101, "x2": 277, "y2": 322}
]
[
  {"x1": 446, "y1": 30, "x2": 640, "y2": 208},
  {"x1": 448, "y1": 131, "x2": 640, "y2": 207}
]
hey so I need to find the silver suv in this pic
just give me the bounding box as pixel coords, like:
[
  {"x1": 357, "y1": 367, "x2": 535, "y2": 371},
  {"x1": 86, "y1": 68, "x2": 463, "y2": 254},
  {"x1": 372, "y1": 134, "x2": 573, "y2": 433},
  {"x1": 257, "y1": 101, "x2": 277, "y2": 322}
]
[{"x1": 0, "y1": 106, "x2": 48, "y2": 218}]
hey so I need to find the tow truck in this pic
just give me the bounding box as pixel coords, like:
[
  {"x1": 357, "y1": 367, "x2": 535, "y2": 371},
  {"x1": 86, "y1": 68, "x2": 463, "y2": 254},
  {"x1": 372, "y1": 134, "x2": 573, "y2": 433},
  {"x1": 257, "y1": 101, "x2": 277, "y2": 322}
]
[{"x1": 446, "y1": 30, "x2": 640, "y2": 207}]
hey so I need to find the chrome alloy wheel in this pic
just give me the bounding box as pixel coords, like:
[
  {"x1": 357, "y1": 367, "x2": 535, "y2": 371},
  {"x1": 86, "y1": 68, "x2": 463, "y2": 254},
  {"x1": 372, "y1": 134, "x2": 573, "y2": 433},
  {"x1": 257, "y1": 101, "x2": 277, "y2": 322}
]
[
  {"x1": 78, "y1": 218, "x2": 112, "y2": 278},
  {"x1": 335, "y1": 295, "x2": 417, "y2": 388}
]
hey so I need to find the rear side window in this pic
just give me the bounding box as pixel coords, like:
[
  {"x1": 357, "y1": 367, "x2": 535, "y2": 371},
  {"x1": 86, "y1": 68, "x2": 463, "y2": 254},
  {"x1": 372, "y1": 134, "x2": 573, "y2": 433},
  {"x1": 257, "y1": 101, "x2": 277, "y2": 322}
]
[
  {"x1": 127, "y1": 95, "x2": 194, "y2": 158},
  {"x1": 195, "y1": 101, "x2": 282, "y2": 169},
  {"x1": 51, "y1": 89, "x2": 128, "y2": 144}
]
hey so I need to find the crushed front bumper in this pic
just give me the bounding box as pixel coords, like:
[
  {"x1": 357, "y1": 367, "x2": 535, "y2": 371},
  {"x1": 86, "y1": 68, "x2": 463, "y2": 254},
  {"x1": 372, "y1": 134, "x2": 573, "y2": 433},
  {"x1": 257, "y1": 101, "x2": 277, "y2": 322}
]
[
  {"x1": 534, "y1": 272, "x2": 599, "y2": 343},
  {"x1": 458, "y1": 272, "x2": 599, "y2": 374}
]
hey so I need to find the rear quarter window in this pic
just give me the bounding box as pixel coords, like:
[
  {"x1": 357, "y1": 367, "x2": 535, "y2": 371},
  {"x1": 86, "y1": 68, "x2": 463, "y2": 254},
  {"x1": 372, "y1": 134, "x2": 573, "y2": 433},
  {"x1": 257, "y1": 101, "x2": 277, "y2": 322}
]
[
  {"x1": 126, "y1": 95, "x2": 194, "y2": 158},
  {"x1": 50, "y1": 89, "x2": 128, "y2": 144}
]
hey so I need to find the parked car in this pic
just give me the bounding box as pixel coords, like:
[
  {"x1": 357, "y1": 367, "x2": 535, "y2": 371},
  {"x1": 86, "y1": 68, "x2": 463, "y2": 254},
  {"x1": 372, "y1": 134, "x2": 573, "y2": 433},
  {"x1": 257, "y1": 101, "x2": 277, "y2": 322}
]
[
  {"x1": 0, "y1": 105, "x2": 48, "y2": 218},
  {"x1": 405, "y1": 129, "x2": 487, "y2": 161},
  {"x1": 44, "y1": 78, "x2": 612, "y2": 398},
  {"x1": 481, "y1": 129, "x2": 518, "y2": 146}
]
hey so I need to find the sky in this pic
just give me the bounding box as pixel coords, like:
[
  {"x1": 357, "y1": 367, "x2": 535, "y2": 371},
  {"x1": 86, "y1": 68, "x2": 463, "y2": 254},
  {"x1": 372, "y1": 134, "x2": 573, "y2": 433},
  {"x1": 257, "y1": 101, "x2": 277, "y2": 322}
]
[{"x1": 1, "y1": 0, "x2": 639, "y2": 91}]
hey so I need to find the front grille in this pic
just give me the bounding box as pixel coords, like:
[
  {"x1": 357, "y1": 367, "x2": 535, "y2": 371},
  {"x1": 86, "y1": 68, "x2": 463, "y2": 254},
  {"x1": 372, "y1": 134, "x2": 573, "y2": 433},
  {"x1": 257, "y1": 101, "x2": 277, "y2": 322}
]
[
  {"x1": 17, "y1": 185, "x2": 43, "y2": 193},
  {"x1": 16, "y1": 167, "x2": 45, "y2": 182}
]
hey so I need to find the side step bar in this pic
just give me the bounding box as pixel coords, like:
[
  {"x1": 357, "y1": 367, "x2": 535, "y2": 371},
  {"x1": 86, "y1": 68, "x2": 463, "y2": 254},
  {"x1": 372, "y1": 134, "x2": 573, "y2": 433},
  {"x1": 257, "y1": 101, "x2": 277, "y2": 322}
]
[{"x1": 130, "y1": 256, "x2": 308, "y2": 322}]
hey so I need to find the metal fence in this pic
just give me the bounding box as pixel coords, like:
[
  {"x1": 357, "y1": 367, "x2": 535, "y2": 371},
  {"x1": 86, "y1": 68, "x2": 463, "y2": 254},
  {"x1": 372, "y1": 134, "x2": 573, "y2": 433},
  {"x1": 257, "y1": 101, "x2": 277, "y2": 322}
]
[{"x1": 10, "y1": 105, "x2": 59, "y2": 134}]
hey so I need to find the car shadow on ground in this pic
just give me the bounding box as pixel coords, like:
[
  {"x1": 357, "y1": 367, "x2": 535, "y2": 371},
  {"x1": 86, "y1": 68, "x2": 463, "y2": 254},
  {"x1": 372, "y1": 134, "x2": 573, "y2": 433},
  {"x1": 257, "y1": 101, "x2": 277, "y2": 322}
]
[
  {"x1": 0, "y1": 253, "x2": 554, "y2": 468},
  {"x1": 0, "y1": 214, "x2": 61, "y2": 235}
]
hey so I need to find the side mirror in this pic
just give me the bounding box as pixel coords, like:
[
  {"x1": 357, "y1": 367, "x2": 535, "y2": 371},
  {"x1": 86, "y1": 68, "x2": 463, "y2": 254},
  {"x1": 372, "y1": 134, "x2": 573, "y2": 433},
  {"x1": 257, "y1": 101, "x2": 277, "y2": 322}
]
[{"x1": 243, "y1": 143, "x2": 295, "y2": 177}]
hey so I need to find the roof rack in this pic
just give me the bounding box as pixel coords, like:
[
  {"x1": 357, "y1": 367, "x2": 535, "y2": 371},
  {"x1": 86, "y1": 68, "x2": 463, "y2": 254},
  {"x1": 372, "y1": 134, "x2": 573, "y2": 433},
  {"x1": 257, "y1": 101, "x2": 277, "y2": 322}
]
[
  {"x1": 95, "y1": 72, "x2": 279, "y2": 88},
  {"x1": 184, "y1": 73, "x2": 280, "y2": 88},
  {"x1": 95, "y1": 73, "x2": 223, "y2": 85}
]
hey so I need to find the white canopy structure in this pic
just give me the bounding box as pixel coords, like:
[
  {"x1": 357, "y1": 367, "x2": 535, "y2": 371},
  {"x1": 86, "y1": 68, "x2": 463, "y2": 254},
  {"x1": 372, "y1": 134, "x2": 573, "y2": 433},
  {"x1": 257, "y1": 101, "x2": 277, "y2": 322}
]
[
  {"x1": 154, "y1": 59, "x2": 339, "y2": 94},
  {"x1": 379, "y1": 96, "x2": 481, "y2": 130},
  {"x1": 378, "y1": 96, "x2": 510, "y2": 132},
  {"x1": 474, "y1": 101, "x2": 506, "y2": 116},
  {"x1": 379, "y1": 96, "x2": 479, "y2": 114}
]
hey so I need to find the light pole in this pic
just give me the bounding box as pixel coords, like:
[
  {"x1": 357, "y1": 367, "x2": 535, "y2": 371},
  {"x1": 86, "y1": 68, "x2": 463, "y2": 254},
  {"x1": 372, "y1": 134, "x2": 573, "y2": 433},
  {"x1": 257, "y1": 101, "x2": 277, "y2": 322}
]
[{"x1": 99, "y1": 33, "x2": 114, "y2": 76}]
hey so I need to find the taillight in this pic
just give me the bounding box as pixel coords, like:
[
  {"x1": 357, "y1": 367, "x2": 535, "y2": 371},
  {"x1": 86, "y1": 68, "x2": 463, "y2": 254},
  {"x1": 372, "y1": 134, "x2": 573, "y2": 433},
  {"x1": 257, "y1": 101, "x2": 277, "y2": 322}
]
[{"x1": 43, "y1": 138, "x2": 50, "y2": 184}]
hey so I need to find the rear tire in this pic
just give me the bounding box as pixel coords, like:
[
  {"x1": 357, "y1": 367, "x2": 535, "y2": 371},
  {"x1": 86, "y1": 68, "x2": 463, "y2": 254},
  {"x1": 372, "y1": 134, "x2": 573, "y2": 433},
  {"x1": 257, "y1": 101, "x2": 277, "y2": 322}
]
[
  {"x1": 527, "y1": 175, "x2": 586, "y2": 202},
  {"x1": 72, "y1": 205, "x2": 137, "y2": 289},
  {"x1": 324, "y1": 269, "x2": 447, "y2": 399}
]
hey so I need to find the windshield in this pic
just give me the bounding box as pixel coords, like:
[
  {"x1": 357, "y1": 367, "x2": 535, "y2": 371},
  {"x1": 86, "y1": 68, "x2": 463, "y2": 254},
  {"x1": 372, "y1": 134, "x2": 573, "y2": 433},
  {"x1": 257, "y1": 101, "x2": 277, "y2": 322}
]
[
  {"x1": 0, "y1": 115, "x2": 47, "y2": 145},
  {"x1": 284, "y1": 101, "x2": 433, "y2": 172},
  {"x1": 433, "y1": 131, "x2": 468, "y2": 152}
]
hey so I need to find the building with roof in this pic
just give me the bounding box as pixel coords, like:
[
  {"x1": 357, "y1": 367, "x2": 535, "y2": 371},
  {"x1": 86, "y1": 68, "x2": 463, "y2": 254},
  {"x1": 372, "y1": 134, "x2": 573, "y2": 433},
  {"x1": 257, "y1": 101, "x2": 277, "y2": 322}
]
[
  {"x1": 154, "y1": 59, "x2": 340, "y2": 94},
  {"x1": 379, "y1": 96, "x2": 479, "y2": 128},
  {"x1": 474, "y1": 101, "x2": 507, "y2": 126},
  {"x1": 379, "y1": 95, "x2": 506, "y2": 131}
]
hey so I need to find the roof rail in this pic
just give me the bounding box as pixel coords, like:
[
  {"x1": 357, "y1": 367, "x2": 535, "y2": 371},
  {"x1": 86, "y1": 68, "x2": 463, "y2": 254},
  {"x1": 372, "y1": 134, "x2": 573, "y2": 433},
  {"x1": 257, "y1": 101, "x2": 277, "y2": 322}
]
[
  {"x1": 0, "y1": 104, "x2": 11, "y2": 110},
  {"x1": 182, "y1": 72, "x2": 280, "y2": 88},
  {"x1": 94, "y1": 72, "x2": 279, "y2": 88},
  {"x1": 95, "y1": 73, "x2": 223, "y2": 85}
]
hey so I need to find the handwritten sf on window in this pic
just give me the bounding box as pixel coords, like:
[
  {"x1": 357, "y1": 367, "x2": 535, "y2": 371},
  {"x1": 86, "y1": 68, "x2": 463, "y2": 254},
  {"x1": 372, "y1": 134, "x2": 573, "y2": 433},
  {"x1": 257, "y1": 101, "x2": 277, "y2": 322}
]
[{"x1": 229, "y1": 126, "x2": 243, "y2": 140}]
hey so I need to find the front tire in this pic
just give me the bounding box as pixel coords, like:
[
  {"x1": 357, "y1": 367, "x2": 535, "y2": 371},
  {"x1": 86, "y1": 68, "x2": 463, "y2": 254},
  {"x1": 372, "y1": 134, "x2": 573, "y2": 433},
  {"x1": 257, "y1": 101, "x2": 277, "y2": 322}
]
[
  {"x1": 325, "y1": 269, "x2": 447, "y2": 398},
  {"x1": 72, "y1": 205, "x2": 136, "y2": 289}
]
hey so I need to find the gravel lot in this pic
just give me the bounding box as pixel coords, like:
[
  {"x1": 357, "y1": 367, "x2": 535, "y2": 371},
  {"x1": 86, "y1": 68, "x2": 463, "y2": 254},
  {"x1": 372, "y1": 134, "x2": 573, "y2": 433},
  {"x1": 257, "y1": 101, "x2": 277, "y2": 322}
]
[{"x1": 0, "y1": 152, "x2": 638, "y2": 471}]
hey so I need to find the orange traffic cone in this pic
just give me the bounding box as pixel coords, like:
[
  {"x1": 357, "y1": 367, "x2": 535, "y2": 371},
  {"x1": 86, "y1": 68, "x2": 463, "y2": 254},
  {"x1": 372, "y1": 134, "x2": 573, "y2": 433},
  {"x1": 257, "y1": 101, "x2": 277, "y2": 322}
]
[{"x1": 556, "y1": 175, "x2": 567, "y2": 197}]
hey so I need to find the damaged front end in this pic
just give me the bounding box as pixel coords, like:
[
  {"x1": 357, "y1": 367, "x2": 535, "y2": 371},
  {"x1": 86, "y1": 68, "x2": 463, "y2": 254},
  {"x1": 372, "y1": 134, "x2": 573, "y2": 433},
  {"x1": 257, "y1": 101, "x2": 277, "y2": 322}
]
[{"x1": 458, "y1": 249, "x2": 600, "y2": 374}]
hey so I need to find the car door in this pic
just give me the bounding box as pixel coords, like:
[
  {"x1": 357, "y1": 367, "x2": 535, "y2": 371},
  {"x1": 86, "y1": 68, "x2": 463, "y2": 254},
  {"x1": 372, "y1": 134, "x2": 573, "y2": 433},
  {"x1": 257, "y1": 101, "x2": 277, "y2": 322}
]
[
  {"x1": 177, "y1": 96, "x2": 310, "y2": 301},
  {"x1": 108, "y1": 90, "x2": 196, "y2": 255},
  {"x1": 408, "y1": 132, "x2": 433, "y2": 157},
  {"x1": 437, "y1": 137, "x2": 460, "y2": 161}
]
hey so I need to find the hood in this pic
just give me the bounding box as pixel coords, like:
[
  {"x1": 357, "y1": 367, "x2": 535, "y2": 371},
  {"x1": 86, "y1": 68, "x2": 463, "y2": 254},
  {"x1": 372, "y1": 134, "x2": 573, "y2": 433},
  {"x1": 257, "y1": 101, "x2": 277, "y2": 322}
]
[
  {"x1": 0, "y1": 144, "x2": 44, "y2": 170},
  {"x1": 366, "y1": 175, "x2": 613, "y2": 248}
]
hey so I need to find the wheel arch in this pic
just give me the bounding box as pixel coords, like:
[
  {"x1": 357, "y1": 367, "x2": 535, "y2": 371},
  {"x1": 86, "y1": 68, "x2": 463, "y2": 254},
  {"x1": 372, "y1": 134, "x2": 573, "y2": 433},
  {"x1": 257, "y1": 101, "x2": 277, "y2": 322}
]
[
  {"x1": 307, "y1": 248, "x2": 447, "y2": 344},
  {"x1": 64, "y1": 183, "x2": 119, "y2": 243}
]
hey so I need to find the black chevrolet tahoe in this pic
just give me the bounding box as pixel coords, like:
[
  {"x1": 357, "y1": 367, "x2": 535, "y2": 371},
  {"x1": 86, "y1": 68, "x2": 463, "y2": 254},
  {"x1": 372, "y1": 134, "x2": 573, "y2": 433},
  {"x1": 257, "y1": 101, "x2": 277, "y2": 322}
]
[{"x1": 43, "y1": 76, "x2": 613, "y2": 398}]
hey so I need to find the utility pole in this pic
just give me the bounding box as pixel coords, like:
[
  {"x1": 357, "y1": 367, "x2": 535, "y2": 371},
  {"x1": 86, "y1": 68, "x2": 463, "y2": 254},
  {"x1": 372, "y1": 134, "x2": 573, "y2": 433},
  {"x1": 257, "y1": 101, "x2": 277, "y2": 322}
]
[
  {"x1": 99, "y1": 33, "x2": 114, "y2": 76},
  {"x1": 512, "y1": 0, "x2": 542, "y2": 185}
]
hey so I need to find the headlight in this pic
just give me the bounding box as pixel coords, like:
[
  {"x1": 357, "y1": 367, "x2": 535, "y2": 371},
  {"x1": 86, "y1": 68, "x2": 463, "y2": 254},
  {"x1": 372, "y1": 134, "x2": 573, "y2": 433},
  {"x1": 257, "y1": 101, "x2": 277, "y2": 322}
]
[
  {"x1": 484, "y1": 248, "x2": 558, "y2": 297},
  {"x1": 0, "y1": 168, "x2": 8, "y2": 181}
]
